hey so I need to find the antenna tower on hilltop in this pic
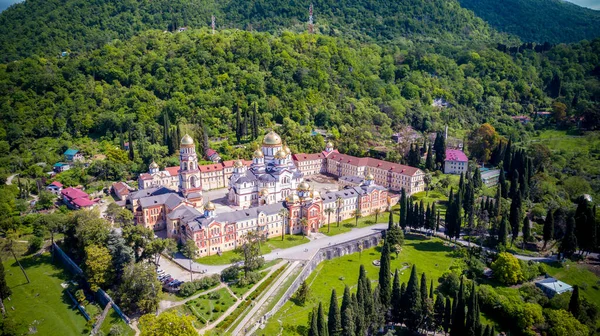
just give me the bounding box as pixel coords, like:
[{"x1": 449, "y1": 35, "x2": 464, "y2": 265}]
[
  {"x1": 211, "y1": 15, "x2": 216, "y2": 34},
  {"x1": 308, "y1": 4, "x2": 314, "y2": 34}
]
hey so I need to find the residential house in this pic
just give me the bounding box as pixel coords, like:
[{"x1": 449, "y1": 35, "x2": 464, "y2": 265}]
[
  {"x1": 444, "y1": 149, "x2": 468, "y2": 175},
  {"x1": 535, "y1": 277, "x2": 573, "y2": 298},
  {"x1": 64, "y1": 149, "x2": 84, "y2": 162},
  {"x1": 46, "y1": 181, "x2": 63, "y2": 195},
  {"x1": 481, "y1": 169, "x2": 501, "y2": 187},
  {"x1": 53, "y1": 162, "x2": 71, "y2": 173},
  {"x1": 206, "y1": 149, "x2": 221, "y2": 163},
  {"x1": 61, "y1": 187, "x2": 95, "y2": 209},
  {"x1": 112, "y1": 182, "x2": 131, "y2": 201}
]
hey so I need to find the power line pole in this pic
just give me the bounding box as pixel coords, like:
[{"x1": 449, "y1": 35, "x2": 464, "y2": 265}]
[
  {"x1": 211, "y1": 15, "x2": 216, "y2": 34},
  {"x1": 308, "y1": 3, "x2": 314, "y2": 34}
]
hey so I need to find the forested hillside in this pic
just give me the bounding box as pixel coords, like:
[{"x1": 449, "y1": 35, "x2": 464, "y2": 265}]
[
  {"x1": 1, "y1": 29, "x2": 599, "y2": 181},
  {"x1": 0, "y1": 0, "x2": 505, "y2": 62},
  {"x1": 459, "y1": 0, "x2": 600, "y2": 43}
]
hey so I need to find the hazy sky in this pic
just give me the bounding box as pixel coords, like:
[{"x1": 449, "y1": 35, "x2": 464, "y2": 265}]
[
  {"x1": 564, "y1": 0, "x2": 600, "y2": 9},
  {"x1": 0, "y1": 0, "x2": 23, "y2": 12}
]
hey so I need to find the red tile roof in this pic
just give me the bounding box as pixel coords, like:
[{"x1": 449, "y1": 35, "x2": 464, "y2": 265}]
[
  {"x1": 292, "y1": 153, "x2": 326, "y2": 162},
  {"x1": 139, "y1": 173, "x2": 152, "y2": 180},
  {"x1": 49, "y1": 181, "x2": 63, "y2": 188},
  {"x1": 327, "y1": 153, "x2": 422, "y2": 176},
  {"x1": 445, "y1": 149, "x2": 468, "y2": 162},
  {"x1": 72, "y1": 197, "x2": 95, "y2": 207},
  {"x1": 164, "y1": 166, "x2": 179, "y2": 176},
  {"x1": 112, "y1": 182, "x2": 130, "y2": 196},
  {"x1": 199, "y1": 164, "x2": 224, "y2": 172},
  {"x1": 206, "y1": 149, "x2": 217, "y2": 156},
  {"x1": 61, "y1": 187, "x2": 89, "y2": 201}
]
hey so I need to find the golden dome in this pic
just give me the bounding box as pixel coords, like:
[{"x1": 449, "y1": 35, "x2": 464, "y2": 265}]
[
  {"x1": 149, "y1": 161, "x2": 159, "y2": 169},
  {"x1": 259, "y1": 188, "x2": 269, "y2": 197},
  {"x1": 263, "y1": 131, "x2": 282, "y2": 146},
  {"x1": 365, "y1": 172, "x2": 374, "y2": 180},
  {"x1": 181, "y1": 134, "x2": 194, "y2": 145},
  {"x1": 205, "y1": 201, "x2": 216, "y2": 211},
  {"x1": 275, "y1": 149, "x2": 287, "y2": 159},
  {"x1": 234, "y1": 159, "x2": 244, "y2": 168},
  {"x1": 297, "y1": 181, "x2": 310, "y2": 191},
  {"x1": 326, "y1": 141, "x2": 334, "y2": 148},
  {"x1": 286, "y1": 194, "x2": 300, "y2": 204},
  {"x1": 310, "y1": 190, "x2": 321, "y2": 199},
  {"x1": 253, "y1": 149, "x2": 264, "y2": 158}
]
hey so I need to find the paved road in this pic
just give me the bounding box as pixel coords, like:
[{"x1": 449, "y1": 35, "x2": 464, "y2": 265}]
[
  {"x1": 164, "y1": 224, "x2": 388, "y2": 275},
  {"x1": 5, "y1": 173, "x2": 17, "y2": 185}
]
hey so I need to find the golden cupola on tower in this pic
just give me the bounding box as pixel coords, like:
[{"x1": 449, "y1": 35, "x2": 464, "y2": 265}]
[
  {"x1": 180, "y1": 134, "x2": 194, "y2": 147},
  {"x1": 262, "y1": 131, "x2": 282, "y2": 146}
]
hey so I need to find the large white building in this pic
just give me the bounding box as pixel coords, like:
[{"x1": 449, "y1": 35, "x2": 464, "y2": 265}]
[{"x1": 228, "y1": 131, "x2": 304, "y2": 208}]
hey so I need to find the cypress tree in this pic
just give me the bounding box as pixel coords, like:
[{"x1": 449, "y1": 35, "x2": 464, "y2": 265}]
[
  {"x1": 352, "y1": 293, "x2": 365, "y2": 336},
  {"x1": 341, "y1": 286, "x2": 355, "y2": 336},
  {"x1": 498, "y1": 216, "x2": 508, "y2": 247},
  {"x1": 309, "y1": 307, "x2": 319, "y2": 336},
  {"x1": 388, "y1": 208, "x2": 394, "y2": 229},
  {"x1": 420, "y1": 273, "x2": 428, "y2": 310},
  {"x1": 399, "y1": 282, "x2": 407, "y2": 320},
  {"x1": 522, "y1": 216, "x2": 531, "y2": 243},
  {"x1": 235, "y1": 102, "x2": 242, "y2": 144},
  {"x1": 473, "y1": 167, "x2": 482, "y2": 190},
  {"x1": 487, "y1": 326, "x2": 495, "y2": 336},
  {"x1": 499, "y1": 169, "x2": 508, "y2": 198},
  {"x1": 434, "y1": 294, "x2": 445, "y2": 332},
  {"x1": 509, "y1": 193, "x2": 522, "y2": 246},
  {"x1": 465, "y1": 282, "x2": 481, "y2": 336},
  {"x1": 494, "y1": 185, "x2": 502, "y2": 218},
  {"x1": 426, "y1": 143, "x2": 435, "y2": 170},
  {"x1": 503, "y1": 138, "x2": 512, "y2": 174},
  {"x1": 483, "y1": 325, "x2": 491, "y2": 336},
  {"x1": 568, "y1": 285, "x2": 581, "y2": 319},
  {"x1": 434, "y1": 132, "x2": 446, "y2": 169},
  {"x1": 128, "y1": 129, "x2": 135, "y2": 161},
  {"x1": 459, "y1": 172, "x2": 465, "y2": 197},
  {"x1": 357, "y1": 265, "x2": 374, "y2": 330},
  {"x1": 451, "y1": 278, "x2": 466, "y2": 336},
  {"x1": 252, "y1": 101, "x2": 259, "y2": 139},
  {"x1": 454, "y1": 190, "x2": 463, "y2": 241},
  {"x1": 519, "y1": 167, "x2": 529, "y2": 199},
  {"x1": 443, "y1": 296, "x2": 452, "y2": 336},
  {"x1": 543, "y1": 209, "x2": 554, "y2": 250},
  {"x1": 371, "y1": 286, "x2": 385, "y2": 332},
  {"x1": 318, "y1": 301, "x2": 328, "y2": 336},
  {"x1": 379, "y1": 242, "x2": 392, "y2": 309},
  {"x1": 391, "y1": 270, "x2": 401, "y2": 323},
  {"x1": 400, "y1": 189, "x2": 407, "y2": 229},
  {"x1": 328, "y1": 289, "x2": 341, "y2": 336},
  {"x1": 404, "y1": 265, "x2": 422, "y2": 331},
  {"x1": 509, "y1": 170, "x2": 519, "y2": 199},
  {"x1": 430, "y1": 279, "x2": 434, "y2": 300}
]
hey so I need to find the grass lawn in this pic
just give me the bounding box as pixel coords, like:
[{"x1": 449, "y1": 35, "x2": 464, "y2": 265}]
[
  {"x1": 183, "y1": 288, "x2": 237, "y2": 327},
  {"x1": 2, "y1": 253, "x2": 91, "y2": 335},
  {"x1": 99, "y1": 308, "x2": 134, "y2": 336},
  {"x1": 261, "y1": 236, "x2": 459, "y2": 336},
  {"x1": 546, "y1": 261, "x2": 600, "y2": 304},
  {"x1": 528, "y1": 130, "x2": 599, "y2": 153},
  {"x1": 196, "y1": 244, "x2": 272, "y2": 266},
  {"x1": 265, "y1": 235, "x2": 310, "y2": 250},
  {"x1": 319, "y1": 211, "x2": 390, "y2": 236}
]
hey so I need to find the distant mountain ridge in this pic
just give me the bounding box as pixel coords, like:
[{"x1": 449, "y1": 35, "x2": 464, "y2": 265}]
[
  {"x1": 458, "y1": 0, "x2": 600, "y2": 43},
  {"x1": 0, "y1": 0, "x2": 502, "y2": 62}
]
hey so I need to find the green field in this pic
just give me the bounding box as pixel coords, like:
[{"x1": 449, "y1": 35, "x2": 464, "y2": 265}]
[
  {"x1": 182, "y1": 287, "x2": 237, "y2": 327},
  {"x1": 261, "y1": 236, "x2": 459, "y2": 335},
  {"x1": 319, "y1": 211, "x2": 390, "y2": 236},
  {"x1": 546, "y1": 261, "x2": 600, "y2": 305},
  {"x1": 195, "y1": 236, "x2": 308, "y2": 266},
  {"x1": 2, "y1": 253, "x2": 90, "y2": 335},
  {"x1": 98, "y1": 308, "x2": 135, "y2": 336},
  {"x1": 528, "y1": 130, "x2": 600, "y2": 153}
]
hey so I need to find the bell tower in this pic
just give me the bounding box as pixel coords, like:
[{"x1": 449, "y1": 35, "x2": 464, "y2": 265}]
[{"x1": 178, "y1": 134, "x2": 202, "y2": 197}]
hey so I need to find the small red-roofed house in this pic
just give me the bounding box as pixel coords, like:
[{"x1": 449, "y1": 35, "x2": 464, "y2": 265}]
[
  {"x1": 61, "y1": 187, "x2": 95, "y2": 209},
  {"x1": 444, "y1": 149, "x2": 468, "y2": 175},
  {"x1": 46, "y1": 181, "x2": 63, "y2": 195}
]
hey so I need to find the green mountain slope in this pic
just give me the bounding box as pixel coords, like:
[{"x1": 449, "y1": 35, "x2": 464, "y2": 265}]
[
  {"x1": 458, "y1": 0, "x2": 600, "y2": 43},
  {"x1": 0, "y1": 0, "x2": 501, "y2": 62}
]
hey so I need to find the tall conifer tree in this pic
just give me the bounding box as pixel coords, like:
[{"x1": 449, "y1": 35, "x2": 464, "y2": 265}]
[
  {"x1": 318, "y1": 301, "x2": 328, "y2": 336},
  {"x1": 391, "y1": 269, "x2": 401, "y2": 323},
  {"x1": 328, "y1": 289, "x2": 341, "y2": 336},
  {"x1": 404, "y1": 265, "x2": 422, "y2": 331},
  {"x1": 379, "y1": 242, "x2": 392, "y2": 309}
]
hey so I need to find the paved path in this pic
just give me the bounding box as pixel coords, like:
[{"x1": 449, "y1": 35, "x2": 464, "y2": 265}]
[
  {"x1": 232, "y1": 261, "x2": 300, "y2": 335},
  {"x1": 5, "y1": 174, "x2": 17, "y2": 185},
  {"x1": 166, "y1": 224, "x2": 388, "y2": 275}
]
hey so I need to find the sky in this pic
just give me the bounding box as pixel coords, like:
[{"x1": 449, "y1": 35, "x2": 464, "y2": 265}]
[
  {"x1": 564, "y1": 0, "x2": 600, "y2": 9},
  {"x1": 0, "y1": 0, "x2": 23, "y2": 12}
]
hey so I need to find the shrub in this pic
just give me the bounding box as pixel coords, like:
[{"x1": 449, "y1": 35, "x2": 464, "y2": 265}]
[
  {"x1": 221, "y1": 265, "x2": 240, "y2": 282},
  {"x1": 28, "y1": 236, "x2": 44, "y2": 253},
  {"x1": 545, "y1": 309, "x2": 588, "y2": 336},
  {"x1": 491, "y1": 252, "x2": 524, "y2": 285},
  {"x1": 208, "y1": 292, "x2": 221, "y2": 300},
  {"x1": 179, "y1": 282, "x2": 197, "y2": 297}
]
